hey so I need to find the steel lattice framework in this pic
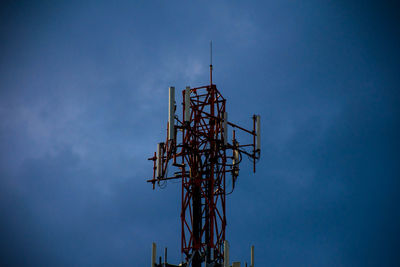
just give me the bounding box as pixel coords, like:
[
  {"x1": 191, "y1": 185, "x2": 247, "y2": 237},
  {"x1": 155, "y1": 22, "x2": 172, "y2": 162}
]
[{"x1": 148, "y1": 65, "x2": 260, "y2": 267}]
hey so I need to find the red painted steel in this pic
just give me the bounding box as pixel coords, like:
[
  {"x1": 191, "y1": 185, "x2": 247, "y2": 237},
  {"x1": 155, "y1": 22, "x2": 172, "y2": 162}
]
[{"x1": 147, "y1": 68, "x2": 260, "y2": 266}]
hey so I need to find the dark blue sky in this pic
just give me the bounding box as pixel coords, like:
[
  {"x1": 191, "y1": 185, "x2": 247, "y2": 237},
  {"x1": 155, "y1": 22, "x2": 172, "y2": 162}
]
[{"x1": 0, "y1": 1, "x2": 399, "y2": 266}]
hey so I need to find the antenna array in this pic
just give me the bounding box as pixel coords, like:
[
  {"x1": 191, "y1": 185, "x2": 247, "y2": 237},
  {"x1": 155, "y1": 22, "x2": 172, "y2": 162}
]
[{"x1": 147, "y1": 53, "x2": 260, "y2": 267}]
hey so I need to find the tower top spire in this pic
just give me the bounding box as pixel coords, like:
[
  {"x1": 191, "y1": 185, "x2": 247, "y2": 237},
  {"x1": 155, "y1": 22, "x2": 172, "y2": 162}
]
[{"x1": 210, "y1": 40, "x2": 213, "y2": 85}]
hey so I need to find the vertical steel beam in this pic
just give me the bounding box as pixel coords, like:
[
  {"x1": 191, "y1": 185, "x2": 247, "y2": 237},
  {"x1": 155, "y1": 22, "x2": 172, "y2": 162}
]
[
  {"x1": 251, "y1": 245, "x2": 254, "y2": 267},
  {"x1": 256, "y1": 115, "x2": 260, "y2": 151},
  {"x1": 151, "y1": 243, "x2": 156, "y2": 267}
]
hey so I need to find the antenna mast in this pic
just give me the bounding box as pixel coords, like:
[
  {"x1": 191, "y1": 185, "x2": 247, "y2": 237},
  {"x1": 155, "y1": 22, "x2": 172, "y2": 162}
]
[
  {"x1": 147, "y1": 46, "x2": 261, "y2": 267},
  {"x1": 210, "y1": 40, "x2": 213, "y2": 85}
]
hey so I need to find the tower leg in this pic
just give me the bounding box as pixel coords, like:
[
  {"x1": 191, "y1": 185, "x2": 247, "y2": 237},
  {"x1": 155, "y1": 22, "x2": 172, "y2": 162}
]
[
  {"x1": 151, "y1": 243, "x2": 156, "y2": 267},
  {"x1": 193, "y1": 180, "x2": 202, "y2": 267},
  {"x1": 251, "y1": 245, "x2": 254, "y2": 267}
]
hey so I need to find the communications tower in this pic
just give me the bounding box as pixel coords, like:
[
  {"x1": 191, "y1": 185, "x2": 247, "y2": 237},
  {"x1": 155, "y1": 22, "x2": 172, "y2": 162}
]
[{"x1": 147, "y1": 48, "x2": 260, "y2": 267}]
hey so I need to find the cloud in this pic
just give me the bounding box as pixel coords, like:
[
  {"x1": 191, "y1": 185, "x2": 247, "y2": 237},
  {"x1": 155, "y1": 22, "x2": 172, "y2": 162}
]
[{"x1": 0, "y1": 1, "x2": 399, "y2": 266}]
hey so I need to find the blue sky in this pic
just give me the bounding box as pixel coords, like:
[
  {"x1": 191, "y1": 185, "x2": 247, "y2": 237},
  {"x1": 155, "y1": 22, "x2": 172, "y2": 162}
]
[{"x1": 0, "y1": 1, "x2": 399, "y2": 266}]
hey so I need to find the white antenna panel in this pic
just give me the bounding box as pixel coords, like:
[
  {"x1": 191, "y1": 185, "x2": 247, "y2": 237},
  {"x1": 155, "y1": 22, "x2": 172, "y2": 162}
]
[
  {"x1": 256, "y1": 115, "x2": 260, "y2": 150},
  {"x1": 168, "y1": 86, "x2": 175, "y2": 140},
  {"x1": 156, "y1": 142, "x2": 164, "y2": 178},
  {"x1": 224, "y1": 240, "x2": 230, "y2": 267},
  {"x1": 184, "y1": 86, "x2": 190, "y2": 122},
  {"x1": 232, "y1": 140, "x2": 239, "y2": 166},
  {"x1": 223, "y1": 112, "x2": 228, "y2": 145}
]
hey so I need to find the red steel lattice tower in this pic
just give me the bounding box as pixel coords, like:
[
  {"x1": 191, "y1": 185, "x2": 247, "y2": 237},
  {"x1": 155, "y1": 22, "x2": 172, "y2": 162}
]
[{"x1": 148, "y1": 53, "x2": 260, "y2": 267}]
